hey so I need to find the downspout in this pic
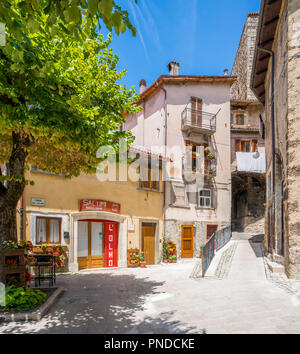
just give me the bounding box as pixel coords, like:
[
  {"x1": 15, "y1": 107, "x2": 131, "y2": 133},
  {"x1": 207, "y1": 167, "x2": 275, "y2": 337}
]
[
  {"x1": 258, "y1": 46, "x2": 276, "y2": 251},
  {"x1": 19, "y1": 195, "x2": 24, "y2": 241},
  {"x1": 161, "y1": 86, "x2": 168, "y2": 240}
]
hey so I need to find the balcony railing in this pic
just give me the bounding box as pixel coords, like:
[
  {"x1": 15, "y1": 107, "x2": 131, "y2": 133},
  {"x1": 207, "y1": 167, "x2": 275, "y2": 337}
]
[
  {"x1": 182, "y1": 108, "x2": 216, "y2": 135},
  {"x1": 183, "y1": 157, "x2": 217, "y2": 178}
]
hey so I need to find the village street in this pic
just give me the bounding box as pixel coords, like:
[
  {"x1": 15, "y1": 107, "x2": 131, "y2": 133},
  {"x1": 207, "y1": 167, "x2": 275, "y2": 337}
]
[{"x1": 1, "y1": 233, "x2": 300, "y2": 334}]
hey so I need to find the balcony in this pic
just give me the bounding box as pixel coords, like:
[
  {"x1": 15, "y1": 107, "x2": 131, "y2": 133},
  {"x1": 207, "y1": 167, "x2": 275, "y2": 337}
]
[
  {"x1": 181, "y1": 108, "x2": 216, "y2": 135},
  {"x1": 183, "y1": 157, "x2": 217, "y2": 180}
]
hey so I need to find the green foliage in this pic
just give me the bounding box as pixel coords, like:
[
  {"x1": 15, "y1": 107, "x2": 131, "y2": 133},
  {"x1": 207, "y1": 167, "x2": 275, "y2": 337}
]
[
  {"x1": 162, "y1": 236, "x2": 168, "y2": 260},
  {"x1": 1, "y1": 286, "x2": 47, "y2": 311},
  {"x1": 0, "y1": 0, "x2": 137, "y2": 40},
  {"x1": 139, "y1": 252, "x2": 145, "y2": 262},
  {"x1": 0, "y1": 3, "x2": 141, "y2": 177}
]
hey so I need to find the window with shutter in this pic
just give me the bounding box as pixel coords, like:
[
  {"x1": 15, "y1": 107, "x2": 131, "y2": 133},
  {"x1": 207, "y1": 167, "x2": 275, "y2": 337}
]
[
  {"x1": 191, "y1": 97, "x2": 203, "y2": 127},
  {"x1": 140, "y1": 166, "x2": 159, "y2": 192},
  {"x1": 36, "y1": 217, "x2": 62, "y2": 244}
]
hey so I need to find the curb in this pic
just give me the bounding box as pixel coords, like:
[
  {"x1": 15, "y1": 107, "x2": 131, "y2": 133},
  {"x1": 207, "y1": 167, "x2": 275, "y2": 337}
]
[{"x1": 2, "y1": 287, "x2": 64, "y2": 322}]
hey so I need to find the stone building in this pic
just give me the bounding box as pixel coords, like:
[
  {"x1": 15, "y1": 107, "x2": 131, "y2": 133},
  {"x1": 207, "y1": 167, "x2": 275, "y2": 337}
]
[
  {"x1": 124, "y1": 63, "x2": 234, "y2": 259},
  {"x1": 230, "y1": 13, "x2": 266, "y2": 233},
  {"x1": 251, "y1": 0, "x2": 300, "y2": 278}
]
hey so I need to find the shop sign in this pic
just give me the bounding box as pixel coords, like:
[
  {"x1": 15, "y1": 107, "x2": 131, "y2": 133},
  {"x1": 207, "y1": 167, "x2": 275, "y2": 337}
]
[
  {"x1": 79, "y1": 199, "x2": 120, "y2": 214},
  {"x1": 104, "y1": 222, "x2": 118, "y2": 267},
  {"x1": 31, "y1": 198, "x2": 46, "y2": 206},
  {"x1": 128, "y1": 220, "x2": 135, "y2": 231}
]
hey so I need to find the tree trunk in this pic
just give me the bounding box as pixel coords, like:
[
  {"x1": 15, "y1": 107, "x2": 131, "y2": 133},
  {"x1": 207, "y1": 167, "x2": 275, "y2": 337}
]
[{"x1": 0, "y1": 131, "x2": 30, "y2": 245}]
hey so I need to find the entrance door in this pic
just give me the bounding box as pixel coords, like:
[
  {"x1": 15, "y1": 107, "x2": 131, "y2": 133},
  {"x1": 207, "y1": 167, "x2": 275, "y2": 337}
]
[
  {"x1": 191, "y1": 97, "x2": 202, "y2": 127},
  {"x1": 78, "y1": 221, "x2": 104, "y2": 270},
  {"x1": 181, "y1": 226, "x2": 193, "y2": 258},
  {"x1": 142, "y1": 223, "x2": 156, "y2": 265},
  {"x1": 207, "y1": 224, "x2": 218, "y2": 240}
]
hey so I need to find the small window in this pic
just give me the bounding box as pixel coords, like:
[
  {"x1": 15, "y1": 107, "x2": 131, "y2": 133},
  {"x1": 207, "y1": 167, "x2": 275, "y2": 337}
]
[
  {"x1": 140, "y1": 166, "x2": 159, "y2": 192},
  {"x1": 236, "y1": 114, "x2": 245, "y2": 125},
  {"x1": 36, "y1": 217, "x2": 61, "y2": 244},
  {"x1": 198, "y1": 188, "x2": 212, "y2": 208}
]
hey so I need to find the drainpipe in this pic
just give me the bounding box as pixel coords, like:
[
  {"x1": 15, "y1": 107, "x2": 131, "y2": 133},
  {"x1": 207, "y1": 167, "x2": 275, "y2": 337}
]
[
  {"x1": 161, "y1": 86, "x2": 168, "y2": 240},
  {"x1": 258, "y1": 46, "x2": 275, "y2": 250},
  {"x1": 19, "y1": 195, "x2": 24, "y2": 241}
]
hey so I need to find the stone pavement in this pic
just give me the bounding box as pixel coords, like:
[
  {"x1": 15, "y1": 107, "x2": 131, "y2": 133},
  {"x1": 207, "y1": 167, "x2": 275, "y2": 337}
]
[{"x1": 1, "y1": 232, "x2": 300, "y2": 334}]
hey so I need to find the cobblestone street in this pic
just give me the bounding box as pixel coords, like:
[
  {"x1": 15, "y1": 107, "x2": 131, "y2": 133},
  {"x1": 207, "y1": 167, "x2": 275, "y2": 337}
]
[{"x1": 1, "y1": 233, "x2": 300, "y2": 334}]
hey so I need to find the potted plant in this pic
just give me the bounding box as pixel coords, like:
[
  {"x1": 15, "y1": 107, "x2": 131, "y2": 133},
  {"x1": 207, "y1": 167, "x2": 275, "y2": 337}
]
[
  {"x1": 162, "y1": 236, "x2": 168, "y2": 263},
  {"x1": 168, "y1": 255, "x2": 173, "y2": 263},
  {"x1": 140, "y1": 252, "x2": 146, "y2": 268},
  {"x1": 172, "y1": 255, "x2": 177, "y2": 263}
]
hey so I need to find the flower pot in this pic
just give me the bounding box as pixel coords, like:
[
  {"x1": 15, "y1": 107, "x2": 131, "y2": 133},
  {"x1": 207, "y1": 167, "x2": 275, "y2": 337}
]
[
  {"x1": 163, "y1": 259, "x2": 168, "y2": 263},
  {"x1": 140, "y1": 261, "x2": 146, "y2": 268},
  {"x1": 173, "y1": 260, "x2": 176, "y2": 263}
]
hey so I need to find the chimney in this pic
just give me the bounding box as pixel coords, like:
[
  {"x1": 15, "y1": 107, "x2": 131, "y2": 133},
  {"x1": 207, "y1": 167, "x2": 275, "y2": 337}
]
[
  {"x1": 139, "y1": 79, "x2": 147, "y2": 94},
  {"x1": 168, "y1": 61, "x2": 180, "y2": 76},
  {"x1": 224, "y1": 68, "x2": 229, "y2": 76}
]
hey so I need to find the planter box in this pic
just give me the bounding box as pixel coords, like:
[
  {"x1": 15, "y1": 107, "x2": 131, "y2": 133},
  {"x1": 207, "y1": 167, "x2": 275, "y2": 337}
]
[
  {"x1": 1, "y1": 249, "x2": 26, "y2": 288},
  {"x1": 127, "y1": 249, "x2": 140, "y2": 268}
]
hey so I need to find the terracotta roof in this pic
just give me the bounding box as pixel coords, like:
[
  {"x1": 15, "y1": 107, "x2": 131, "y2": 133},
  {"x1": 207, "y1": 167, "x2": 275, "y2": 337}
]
[
  {"x1": 139, "y1": 75, "x2": 236, "y2": 103},
  {"x1": 251, "y1": 0, "x2": 283, "y2": 104},
  {"x1": 231, "y1": 100, "x2": 263, "y2": 107}
]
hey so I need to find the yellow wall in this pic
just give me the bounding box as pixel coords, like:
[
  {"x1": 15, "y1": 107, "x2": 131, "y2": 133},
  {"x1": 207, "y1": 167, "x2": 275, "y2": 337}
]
[{"x1": 22, "y1": 166, "x2": 164, "y2": 255}]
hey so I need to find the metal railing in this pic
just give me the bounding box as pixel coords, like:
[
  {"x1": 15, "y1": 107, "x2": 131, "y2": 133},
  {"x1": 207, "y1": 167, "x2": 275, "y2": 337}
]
[
  {"x1": 201, "y1": 234, "x2": 216, "y2": 277},
  {"x1": 202, "y1": 226, "x2": 232, "y2": 277},
  {"x1": 182, "y1": 108, "x2": 216, "y2": 132},
  {"x1": 182, "y1": 156, "x2": 217, "y2": 177},
  {"x1": 216, "y1": 226, "x2": 232, "y2": 251}
]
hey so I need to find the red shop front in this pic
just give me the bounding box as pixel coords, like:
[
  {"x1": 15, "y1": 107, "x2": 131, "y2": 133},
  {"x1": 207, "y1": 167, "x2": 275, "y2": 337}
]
[{"x1": 77, "y1": 200, "x2": 120, "y2": 270}]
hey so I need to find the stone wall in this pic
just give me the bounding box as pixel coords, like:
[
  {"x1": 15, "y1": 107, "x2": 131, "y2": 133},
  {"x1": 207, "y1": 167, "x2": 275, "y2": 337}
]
[
  {"x1": 264, "y1": 0, "x2": 300, "y2": 278},
  {"x1": 286, "y1": 0, "x2": 300, "y2": 278},
  {"x1": 231, "y1": 14, "x2": 260, "y2": 102}
]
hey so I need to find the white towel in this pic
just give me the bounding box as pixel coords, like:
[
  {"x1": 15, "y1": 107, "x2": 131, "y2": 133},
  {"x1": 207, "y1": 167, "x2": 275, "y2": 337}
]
[{"x1": 236, "y1": 152, "x2": 266, "y2": 173}]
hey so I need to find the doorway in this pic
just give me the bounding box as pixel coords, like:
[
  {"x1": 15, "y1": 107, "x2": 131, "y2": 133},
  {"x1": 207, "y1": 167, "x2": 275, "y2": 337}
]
[
  {"x1": 181, "y1": 225, "x2": 193, "y2": 258},
  {"x1": 142, "y1": 223, "x2": 156, "y2": 265},
  {"x1": 78, "y1": 220, "x2": 104, "y2": 270},
  {"x1": 207, "y1": 224, "x2": 218, "y2": 240}
]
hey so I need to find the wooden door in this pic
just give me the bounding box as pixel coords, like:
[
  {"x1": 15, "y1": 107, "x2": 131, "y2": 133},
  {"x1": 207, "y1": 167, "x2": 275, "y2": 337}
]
[
  {"x1": 207, "y1": 224, "x2": 218, "y2": 240},
  {"x1": 78, "y1": 221, "x2": 104, "y2": 270},
  {"x1": 181, "y1": 226, "x2": 193, "y2": 258},
  {"x1": 191, "y1": 97, "x2": 202, "y2": 126},
  {"x1": 142, "y1": 223, "x2": 156, "y2": 265}
]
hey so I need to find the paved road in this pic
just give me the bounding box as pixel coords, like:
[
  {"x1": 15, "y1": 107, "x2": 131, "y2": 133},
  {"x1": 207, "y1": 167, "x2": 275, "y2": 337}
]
[{"x1": 1, "y1": 233, "x2": 300, "y2": 334}]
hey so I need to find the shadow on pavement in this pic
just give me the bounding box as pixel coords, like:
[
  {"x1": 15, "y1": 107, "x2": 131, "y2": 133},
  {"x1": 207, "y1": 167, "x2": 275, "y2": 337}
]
[
  {"x1": 248, "y1": 234, "x2": 264, "y2": 258},
  {"x1": 0, "y1": 272, "x2": 197, "y2": 334}
]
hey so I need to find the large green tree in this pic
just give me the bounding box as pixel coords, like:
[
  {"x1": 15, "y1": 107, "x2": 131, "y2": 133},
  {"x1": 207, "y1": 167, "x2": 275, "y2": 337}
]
[{"x1": 0, "y1": 1, "x2": 140, "y2": 243}]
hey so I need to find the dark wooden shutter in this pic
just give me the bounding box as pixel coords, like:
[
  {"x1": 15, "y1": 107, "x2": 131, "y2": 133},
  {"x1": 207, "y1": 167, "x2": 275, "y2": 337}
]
[{"x1": 235, "y1": 139, "x2": 241, "y2": 152}]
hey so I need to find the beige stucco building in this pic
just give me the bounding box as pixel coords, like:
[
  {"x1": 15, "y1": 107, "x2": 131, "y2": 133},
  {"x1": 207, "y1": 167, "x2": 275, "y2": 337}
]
[
  {"x1": 251, "y1": 0, "x2": 300, "y2": 278},
  {"x1": 19, "y1": 159, "x2": 164, "y2": 271},
  {"x1": 124, "y1": 64, "x2": 235, "y2": 258}
]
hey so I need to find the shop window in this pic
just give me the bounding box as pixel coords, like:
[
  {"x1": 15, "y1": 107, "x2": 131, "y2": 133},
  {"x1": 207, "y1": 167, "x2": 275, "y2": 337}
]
[
  {"x1": 198, "y1": 188, "x2": 212, "y2": 208},
  {"x1": 36, "y1": 217, "x2": 61, "y2": 244}
]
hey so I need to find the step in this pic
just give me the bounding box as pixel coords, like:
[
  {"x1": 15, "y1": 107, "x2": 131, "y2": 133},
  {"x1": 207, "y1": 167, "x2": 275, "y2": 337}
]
[{"x1": 266, "y1": 260, "x2": 285, "y2": 274}]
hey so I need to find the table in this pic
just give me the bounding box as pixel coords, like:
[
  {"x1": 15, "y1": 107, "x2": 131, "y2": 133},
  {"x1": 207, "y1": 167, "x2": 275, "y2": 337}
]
[{"x1": 29, "y1": 254, "x2": 56, "y2": 287}]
